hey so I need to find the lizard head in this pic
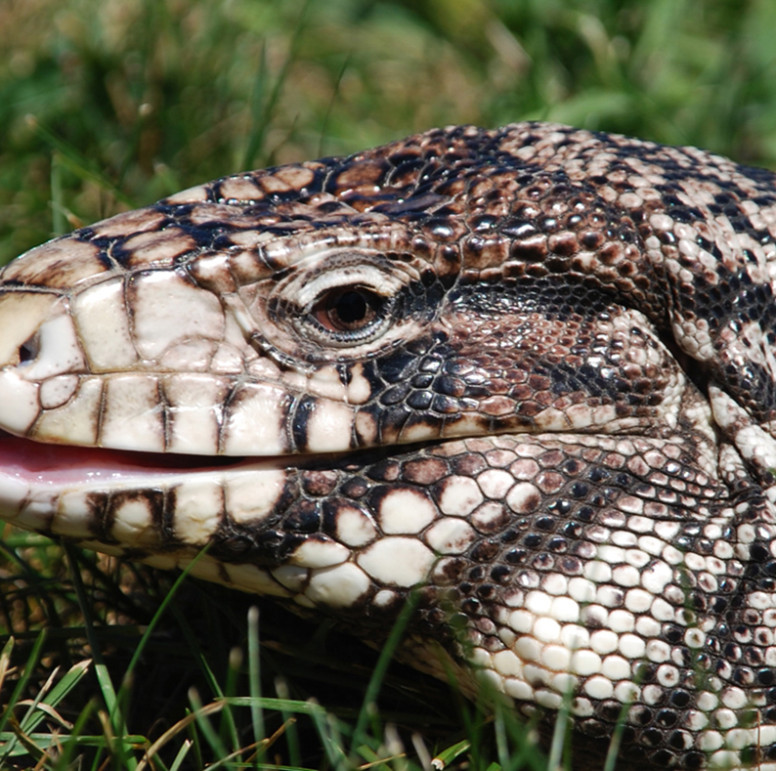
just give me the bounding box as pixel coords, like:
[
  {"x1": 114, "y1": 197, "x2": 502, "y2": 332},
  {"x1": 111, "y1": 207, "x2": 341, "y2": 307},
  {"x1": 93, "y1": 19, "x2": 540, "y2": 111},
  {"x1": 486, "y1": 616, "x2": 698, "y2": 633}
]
[{"x1": 0, "y1": 124, "x2": 697, "y2": 457}]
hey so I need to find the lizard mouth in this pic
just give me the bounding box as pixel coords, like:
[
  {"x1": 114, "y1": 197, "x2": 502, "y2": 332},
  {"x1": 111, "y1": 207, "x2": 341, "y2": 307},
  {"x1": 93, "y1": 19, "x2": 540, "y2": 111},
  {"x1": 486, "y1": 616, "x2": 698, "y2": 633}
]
[
  {"x1": 0, "y1": 430, "x2": 256, "y2": 483},
  {"x1": 0, "y1": 429, "x2": 374, "y2": 486}
]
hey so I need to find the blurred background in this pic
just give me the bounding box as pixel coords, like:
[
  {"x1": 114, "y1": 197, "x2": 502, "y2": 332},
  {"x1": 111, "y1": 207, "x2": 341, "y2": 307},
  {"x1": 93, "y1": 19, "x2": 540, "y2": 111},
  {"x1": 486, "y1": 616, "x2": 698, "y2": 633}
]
[{"x1": 3, "y1": 0, "x2": 776, "y2": 266}]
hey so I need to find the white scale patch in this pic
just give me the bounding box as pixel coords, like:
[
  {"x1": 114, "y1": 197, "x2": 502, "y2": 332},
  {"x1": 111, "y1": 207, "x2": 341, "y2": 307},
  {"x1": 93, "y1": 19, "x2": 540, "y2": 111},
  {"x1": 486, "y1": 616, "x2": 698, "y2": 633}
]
[
  {"x1": 534, "y1": 617, "x2": 561, "y2": 644},
  {"x1": 111, "y1": 497, "x2": 156, "y2": 546},
  {"x1": 650, "y1": 599, "x2": 673, "y2": 626},
  {"x1": 164, "y1": 373, "x2": 228, "y2": 454},
  {"x1": 101, "y1": 374, "x2": 164, "y2": 451},
  {"x1": 377, "y1": 488, "x2": 436, "y2": 534},
  {"x1": 39, "y1": 374, "x2": 80, "y2": 410},
  {"x1": 492, "y1": 649, "x2": 524, "y2": 677},
  {"x1": 541, "y1": 573, "x2": 568, "y2": 596},
  {"x1": 535, "y1": 690, "x2": 563, "y2": 710},
  {"x1": 346, "y1": 363, "x2": 372, "y2": 404},
  {"x1": 72, "y1": 280, "x2": 138, "y2": 371},
  {"x1": 515, "y1": 635, "x2": 542, "y2": 663},
  {"x1": 505, "y1": 482, "x2": 541, "y2": 514},
  {"x1": 590, "y1": 630, "x2": 618, "y2": 655},
  {"x1": 304, "y1": 400, "x2": 355, "y2": 452},
  {"x1": 601, "y1": 655, "x2": 631, "y2": 680},
  {"x1": 225, "y1": 469, "x2": 287, "y2": 523},
  {"x1": 624, "y1": 588, "x2": 654, "y2": 613},
  {"x1": 373, "y1": 588, "x2": 398, "y2": 607},
  {"x1": 171, "y1": 480, "x2": 223, "y2": 544},
  {"x1": 0, "y1": 370, "x2": 39, "y2": 434},
  {"x1": 611, "y1": 565, "x2": 640, "y2": 587},
  {"x1": 619, "y1": 634, "x2": 646, "y2": 659},
  {"x1": 438, "y1": 476, "x2": 483, "y2": 517},
  {"x1": 160, "y1": 338, "x2": 219, "y2": 372},
  {"x1": 55, "y1": 490, "x2": 102, "y2": 539},
  {"x1": 504, "y1": 678, "x2": 534, "y2": 702},
  {"x1": 357, "y1": 537, "x2": 436, "y2": 586},
  {"x1": 333, "y1": 504, "x2": 378, "y2": 547},
  {"x1": 541, "y1": 645, "x2": 571, "y2": 671},
  {"x1": 34, "y1": 376, "x2": 102, "y2": 445},
  {"x1": 549, "y1": 596, "x2": 579, "y2": 622},
  {"x1": 131, "y1": 271, "x2": 225, "y2": 361},
  {"x1": 584, "y1": 676, "x2": 614, "y2": 700},
  {"x1": 470, "y1": 501, "x2": 508, "y2": 531},
  {"x1": 646, "y1": 640, "x2": 671, "y2": 663},
  {"x1": 424, "y1": 517, "x2": 476, "y2": 554},
  {"x1": 476, "y1": 468, "x2": 515, "y2": 499},
  {"x1": 304, "y1": 562, "x2": 371, "y2": 607},
  {"x1": 221, "y1": 383, "x2": 288, "y2": 455},
  {"x1": 570, "y1": 649, "x2": 603, "y2": 676},
  {"x1": 290, "y1": 539, "x2": 350, "y2": 568}
]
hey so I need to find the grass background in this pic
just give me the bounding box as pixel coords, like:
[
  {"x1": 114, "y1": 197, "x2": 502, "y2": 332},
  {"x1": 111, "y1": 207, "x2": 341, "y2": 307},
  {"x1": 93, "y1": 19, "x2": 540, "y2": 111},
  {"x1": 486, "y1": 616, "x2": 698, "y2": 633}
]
[
  {"x1": 1, "y1": 0, "x2": 776, "y2": 768},
  {"x1": 4, "y1": 0, "x2": 776, "y2": 267}
]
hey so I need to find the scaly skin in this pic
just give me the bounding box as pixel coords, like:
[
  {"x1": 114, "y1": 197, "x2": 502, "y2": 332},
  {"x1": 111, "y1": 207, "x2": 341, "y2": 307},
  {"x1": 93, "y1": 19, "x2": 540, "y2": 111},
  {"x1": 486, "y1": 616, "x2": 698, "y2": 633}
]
[{"x1": 1, "y1": 123, "x2": 776, "y2": 768}]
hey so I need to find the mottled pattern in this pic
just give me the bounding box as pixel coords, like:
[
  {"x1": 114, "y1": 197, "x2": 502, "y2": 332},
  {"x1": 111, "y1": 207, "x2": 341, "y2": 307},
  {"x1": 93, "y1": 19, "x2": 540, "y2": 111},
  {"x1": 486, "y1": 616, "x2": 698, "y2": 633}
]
[{"x1": 1, "y1": 123, "x2": 776, "y2": 769}]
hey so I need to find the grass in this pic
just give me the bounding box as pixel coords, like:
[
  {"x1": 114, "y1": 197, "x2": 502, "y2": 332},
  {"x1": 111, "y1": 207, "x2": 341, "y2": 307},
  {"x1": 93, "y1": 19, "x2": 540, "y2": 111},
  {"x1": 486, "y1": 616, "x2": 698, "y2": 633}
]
[
  {"x1": 4, "y1": 0, "x2": 776, "y2": 265},
  {"x1": 1, "y1": 531, "x2": 551, "y2": 770},
  {"x1": 2, "y1": 0, "x2": 776, "y2": 768}
]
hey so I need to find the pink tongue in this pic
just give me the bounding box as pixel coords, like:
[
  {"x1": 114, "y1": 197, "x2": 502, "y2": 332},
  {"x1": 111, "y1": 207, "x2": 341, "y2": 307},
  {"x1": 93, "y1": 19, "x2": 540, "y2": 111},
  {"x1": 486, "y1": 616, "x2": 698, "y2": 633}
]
[{"x1": 0, "y1": 432, "x2": 222, "y2": 483}]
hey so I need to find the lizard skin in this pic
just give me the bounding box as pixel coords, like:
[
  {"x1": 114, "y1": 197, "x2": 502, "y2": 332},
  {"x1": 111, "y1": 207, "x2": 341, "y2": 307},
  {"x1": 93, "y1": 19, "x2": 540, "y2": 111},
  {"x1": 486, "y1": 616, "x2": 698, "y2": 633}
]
[{"x1": 1, "y1": 123, "x2": 776, "y2": 768}]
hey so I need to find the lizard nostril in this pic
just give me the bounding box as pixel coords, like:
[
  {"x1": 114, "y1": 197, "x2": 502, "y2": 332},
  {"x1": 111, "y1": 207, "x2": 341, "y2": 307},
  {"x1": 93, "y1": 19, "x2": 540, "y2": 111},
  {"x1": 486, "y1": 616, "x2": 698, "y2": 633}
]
[{"x1": 18, "y1": 333, "x2": 40, "y2": 365}]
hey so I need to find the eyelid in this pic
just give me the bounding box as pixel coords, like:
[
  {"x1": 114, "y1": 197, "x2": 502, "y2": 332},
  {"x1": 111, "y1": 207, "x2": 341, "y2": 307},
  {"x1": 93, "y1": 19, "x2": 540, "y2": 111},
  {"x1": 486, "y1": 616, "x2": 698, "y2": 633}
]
[{"x1": 296, "y1": 265, "x2": 402, "y2": 310}]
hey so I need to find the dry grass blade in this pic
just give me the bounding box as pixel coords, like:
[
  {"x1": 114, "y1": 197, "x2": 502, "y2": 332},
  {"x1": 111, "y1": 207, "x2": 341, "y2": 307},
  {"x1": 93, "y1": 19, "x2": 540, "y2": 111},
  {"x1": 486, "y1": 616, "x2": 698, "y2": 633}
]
[{"x1": 136, "y1": 700, "x2": 224, "y2": 771}]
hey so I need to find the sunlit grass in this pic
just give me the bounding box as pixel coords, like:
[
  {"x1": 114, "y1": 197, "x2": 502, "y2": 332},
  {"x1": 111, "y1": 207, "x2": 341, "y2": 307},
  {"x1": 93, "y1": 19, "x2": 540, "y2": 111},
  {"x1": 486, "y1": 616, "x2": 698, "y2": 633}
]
[{"x1": 0, "y1": 532, "x2": 557, "y2": 770}]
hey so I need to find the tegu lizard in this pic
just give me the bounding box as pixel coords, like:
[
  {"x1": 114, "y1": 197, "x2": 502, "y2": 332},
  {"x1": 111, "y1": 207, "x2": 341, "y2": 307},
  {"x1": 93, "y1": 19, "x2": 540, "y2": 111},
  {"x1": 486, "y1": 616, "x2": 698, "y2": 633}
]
[{"x1": 1, "y1": 122, "x2": 776, "y2": 769}]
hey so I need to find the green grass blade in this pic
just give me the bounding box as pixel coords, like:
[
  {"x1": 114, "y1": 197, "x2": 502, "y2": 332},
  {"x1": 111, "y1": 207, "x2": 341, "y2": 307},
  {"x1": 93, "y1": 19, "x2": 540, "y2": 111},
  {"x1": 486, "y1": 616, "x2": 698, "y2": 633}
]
[
  {"x1": 274, "y1": 677, "x2": 302, "y2": 769},
  {"x1": 247, "y1": 605, "x2": 265, "y2": 763},
  {"x1": 0, "y1": 631, "x2": 46, "y2": 749},
  {"x1": 27, "y1": 117, "x2": 135, "y2": 208},
  {"x1": 349, "y1": 591, "x2": 419, "y2": 761},
  {"x1": 18, "y1": 658, "x2": 91, "y2": 735},
  {"x1": 188, "y1": 688, "x2": 229, "y2": 761},
  {"x1": 63, "y1": 544, "x2": 135, "y2": 771}
]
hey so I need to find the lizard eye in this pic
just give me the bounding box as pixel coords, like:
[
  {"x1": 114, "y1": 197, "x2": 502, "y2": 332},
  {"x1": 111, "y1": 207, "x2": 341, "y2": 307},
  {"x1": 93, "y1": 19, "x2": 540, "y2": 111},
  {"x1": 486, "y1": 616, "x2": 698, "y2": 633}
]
[
  {"x1": 307, "y1": 284, "x2": 393, "y2": 344},
  {"x1": 270, "y1": 253, "x2": 408, "y2": 352},
  {"x1": 312, "y1": 286, "x2": 385, "y2": 333}
]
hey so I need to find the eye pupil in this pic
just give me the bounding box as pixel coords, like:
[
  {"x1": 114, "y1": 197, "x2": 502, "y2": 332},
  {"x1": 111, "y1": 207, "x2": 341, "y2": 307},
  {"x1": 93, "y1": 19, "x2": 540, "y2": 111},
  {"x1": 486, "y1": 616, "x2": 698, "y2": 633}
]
[
  {"x1": 335, "y1": 291, "x2": 368, "y2": 324},
  {"x1": 313, "y1": 286, "x2": 385, "y2": 335}
]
